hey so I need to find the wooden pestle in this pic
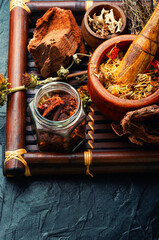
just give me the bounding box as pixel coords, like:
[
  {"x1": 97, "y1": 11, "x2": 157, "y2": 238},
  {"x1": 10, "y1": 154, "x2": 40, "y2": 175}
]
[{"x1": 116, "y1": 3, "x2": 159, "y2": 84}]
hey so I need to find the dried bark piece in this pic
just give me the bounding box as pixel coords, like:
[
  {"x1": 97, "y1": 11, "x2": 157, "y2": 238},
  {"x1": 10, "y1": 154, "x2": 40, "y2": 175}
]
[
  {"x1": 52, "y1": 104, "x2": 64, "y2": 121},
  {"x1": 38, "y1": 92, "x2": 77, "y2": 121},
  {"x1": 28, "y1": 7, "x2": 86, "y2": 78},
  {"x1": 42, "y1": 97, "x2": 64, "y2": 118},
  {"x1": 111, "y1": 105, "x2": 159, "y2": 146}
]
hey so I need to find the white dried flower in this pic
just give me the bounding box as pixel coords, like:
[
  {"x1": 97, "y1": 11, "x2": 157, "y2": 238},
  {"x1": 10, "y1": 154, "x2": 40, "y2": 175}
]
[{"x1": 88, "y1": 8, "x2": 123, "y2": 37}]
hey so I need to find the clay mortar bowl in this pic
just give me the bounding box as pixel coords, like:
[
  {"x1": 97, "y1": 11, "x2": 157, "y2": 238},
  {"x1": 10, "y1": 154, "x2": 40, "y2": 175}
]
[
  {"x1": 81, "y1": 3, "x2": 126, "y2": 49},
  {"x1": 87, "y1": 35, "x2": 159, "y2": 121}
]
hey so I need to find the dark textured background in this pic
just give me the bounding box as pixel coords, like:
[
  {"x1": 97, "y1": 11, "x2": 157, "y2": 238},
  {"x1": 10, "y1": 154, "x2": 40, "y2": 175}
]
[{"x1": 1, "y1": 1, "x2": 159, "y2": 239}]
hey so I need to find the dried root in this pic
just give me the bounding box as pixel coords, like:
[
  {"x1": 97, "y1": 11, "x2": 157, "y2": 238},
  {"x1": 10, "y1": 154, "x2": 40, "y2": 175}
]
[{"x1": 111, "y1": 105, "x2": 159, "y2": 146}]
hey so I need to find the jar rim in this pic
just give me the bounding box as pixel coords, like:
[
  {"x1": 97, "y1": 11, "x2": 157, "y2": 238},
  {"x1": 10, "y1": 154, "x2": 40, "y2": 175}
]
[{"x1": 33, "y1": 81, "x2": 81, "y2": 127}]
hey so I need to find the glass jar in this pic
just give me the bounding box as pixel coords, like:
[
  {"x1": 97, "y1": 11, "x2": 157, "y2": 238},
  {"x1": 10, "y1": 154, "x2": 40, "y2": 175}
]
[{"x1": 29, "y1": 82, "x2": 86, "y2": 152}]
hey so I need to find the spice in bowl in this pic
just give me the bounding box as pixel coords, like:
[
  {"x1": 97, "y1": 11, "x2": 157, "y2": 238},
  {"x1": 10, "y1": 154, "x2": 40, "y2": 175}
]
[
  {"x1": 81, "y1": 3, "x2": 126, "y2": 49},
  {"x1": 29, "y1": 82, "x2": 86, "y2": 152},
  {"x1": 88, "y1": 8, "x2": 123, "y2": 38}
]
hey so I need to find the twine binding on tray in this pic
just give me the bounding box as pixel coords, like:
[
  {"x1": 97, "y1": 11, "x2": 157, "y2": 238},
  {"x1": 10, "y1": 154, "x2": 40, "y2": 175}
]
[
  {"x1": 84, "y1": 150, "x2": 93, "y2": 177},
  {"x1": 88, "y1": 106, "x2": 95, "y2": 149},
  {"x1": 85, "y1": 1, "x2": 93, "y2": 11},
  {"x1": 10, "y1": 0, "x2": 31, "y2": 14},
  {"x1": 5, "y1": 149, "x2": 31, "y2": 176},
  {"x1": 84, "y1": 105, "x2": 95, "y2": 177}
]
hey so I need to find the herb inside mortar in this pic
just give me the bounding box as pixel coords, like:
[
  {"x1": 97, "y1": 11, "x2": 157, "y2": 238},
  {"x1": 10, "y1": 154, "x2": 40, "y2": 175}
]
[{"x1": 97, "y1": 46, "x2": 159, "y2": 100}]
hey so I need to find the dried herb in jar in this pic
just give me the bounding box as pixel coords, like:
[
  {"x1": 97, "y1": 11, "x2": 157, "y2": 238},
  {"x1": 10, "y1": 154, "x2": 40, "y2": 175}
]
[
  {"x1": 30, "y1": 86, "x2": 86, "y2": 153},
  {"x1": 38, "y1": 91, "x2": 77, "y2": 121}
]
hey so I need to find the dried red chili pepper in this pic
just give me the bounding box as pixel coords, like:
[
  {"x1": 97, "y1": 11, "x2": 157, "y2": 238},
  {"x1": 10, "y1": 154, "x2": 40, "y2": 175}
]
[
  {"x1": 151, "y1": 60, "x2": 159, "y2": 69},
  {"x1": 106, "y1": 46, "x2": 119, "y2": 60}
]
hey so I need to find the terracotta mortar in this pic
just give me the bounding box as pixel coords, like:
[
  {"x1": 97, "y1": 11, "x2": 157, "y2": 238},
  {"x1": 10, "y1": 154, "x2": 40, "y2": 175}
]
[{"x1": 87, "y1": 35, "x2": 159, "y2": 121}]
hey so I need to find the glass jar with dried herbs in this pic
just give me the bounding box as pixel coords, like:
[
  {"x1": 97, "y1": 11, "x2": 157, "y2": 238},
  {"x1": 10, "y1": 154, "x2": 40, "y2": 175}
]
[{"x1": 29, "y1": 82, "x2": 86, "y2": 152}]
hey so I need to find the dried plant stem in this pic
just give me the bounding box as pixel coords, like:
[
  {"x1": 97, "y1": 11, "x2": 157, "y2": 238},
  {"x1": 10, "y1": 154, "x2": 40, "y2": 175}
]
[
  {"x1": 39, "y1": 70, "x2": 87, "y2": 85},
  {"x1": 9, "y1": 85, "x2": 26, "y2": 93},
  {"x1": 70, "y1": 74, "x2": 87, "y2": 86},
  {"x1": 8, "y1": 70, "x2": 88, "y2": 94}
]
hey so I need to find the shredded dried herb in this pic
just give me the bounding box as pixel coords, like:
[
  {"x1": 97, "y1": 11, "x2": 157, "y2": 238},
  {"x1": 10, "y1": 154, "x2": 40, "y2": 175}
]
[{"x1": 97, "y1": 46, "x2": 159, "y2": 100}]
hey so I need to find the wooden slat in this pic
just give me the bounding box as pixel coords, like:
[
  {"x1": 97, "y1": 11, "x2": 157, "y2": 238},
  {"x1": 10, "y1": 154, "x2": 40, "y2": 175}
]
[
  {"x1": 27, "y1": 1, "x2": 122, "y2": 13},
  {"x1": 4, "y1": 6, "x2": 30, "y2": 176}
]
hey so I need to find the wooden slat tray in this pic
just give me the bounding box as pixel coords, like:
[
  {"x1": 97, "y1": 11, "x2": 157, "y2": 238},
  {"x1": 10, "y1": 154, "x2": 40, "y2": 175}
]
[{"x1": 4, "y1": 1, "x2": 159, "y2": 177}]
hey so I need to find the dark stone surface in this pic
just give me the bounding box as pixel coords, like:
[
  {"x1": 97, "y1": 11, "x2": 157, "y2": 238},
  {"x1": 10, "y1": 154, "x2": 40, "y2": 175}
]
[{"x1": 1, "y1": 1, "x2": 159, "y2": 239}]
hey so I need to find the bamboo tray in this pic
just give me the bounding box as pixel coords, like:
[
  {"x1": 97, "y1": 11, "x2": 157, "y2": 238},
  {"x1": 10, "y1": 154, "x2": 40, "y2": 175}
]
[{"x1": 4, "y1": 0, "x2": 159, "y2": 177}]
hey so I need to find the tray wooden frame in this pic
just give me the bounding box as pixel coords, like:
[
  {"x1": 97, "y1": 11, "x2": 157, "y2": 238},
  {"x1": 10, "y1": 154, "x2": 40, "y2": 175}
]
[{"x1": 4, "y1": 1, "x2": 159, "y2": 177}]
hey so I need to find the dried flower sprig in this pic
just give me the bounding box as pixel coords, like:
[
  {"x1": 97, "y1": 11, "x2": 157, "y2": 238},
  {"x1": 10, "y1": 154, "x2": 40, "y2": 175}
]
[
  {"x1": 57, "y1": 66, "x2": 70, "y2": 80},
  {"x1": 57, "y1": 53, "x2": 90, "y2": 79},
  {"x1": 21, "y1": 73, "x2": 38, "y2": 90},
  {"x1": 0, "y1": 53, "x2": 91, "y2": 107},
  {"x1": 0, "y1": 74, "x2": 10, "y2": 106},
  {"x1": 77, "y1": 85, "x2": 92, "y2": 110}
]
